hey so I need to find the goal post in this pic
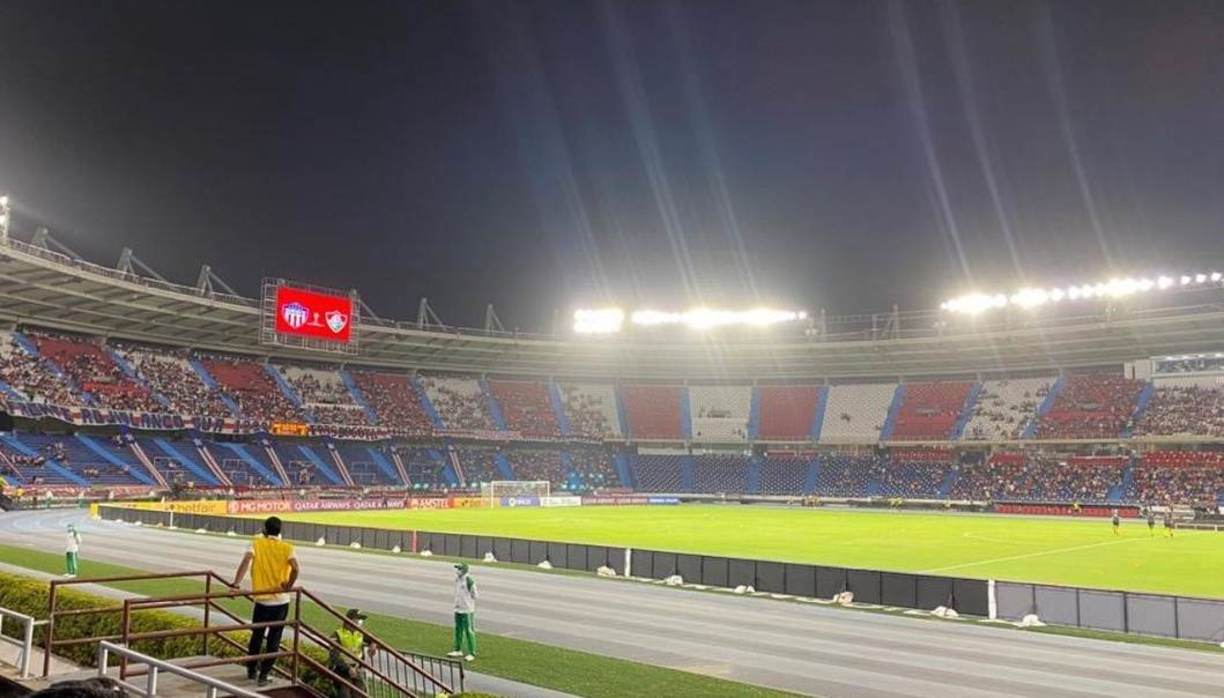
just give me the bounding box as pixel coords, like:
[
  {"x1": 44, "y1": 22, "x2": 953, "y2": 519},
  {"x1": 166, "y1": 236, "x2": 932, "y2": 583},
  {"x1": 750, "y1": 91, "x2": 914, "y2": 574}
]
[{"x1": 481, "y1": 480, "x2": 550, "y2": 505}]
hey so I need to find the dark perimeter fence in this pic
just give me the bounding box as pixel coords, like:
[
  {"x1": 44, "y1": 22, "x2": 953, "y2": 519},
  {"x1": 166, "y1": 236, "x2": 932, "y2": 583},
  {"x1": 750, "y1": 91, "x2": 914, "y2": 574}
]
[{"x1": 99, "y1": 506, "x2": 1224, "y2": 645}]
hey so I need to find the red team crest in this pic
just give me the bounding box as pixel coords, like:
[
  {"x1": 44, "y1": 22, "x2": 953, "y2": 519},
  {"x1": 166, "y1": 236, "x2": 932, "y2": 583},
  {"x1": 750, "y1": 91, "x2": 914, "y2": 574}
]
[{"x1": 274, "y1": 286, "x2": 353, "y2": 343}]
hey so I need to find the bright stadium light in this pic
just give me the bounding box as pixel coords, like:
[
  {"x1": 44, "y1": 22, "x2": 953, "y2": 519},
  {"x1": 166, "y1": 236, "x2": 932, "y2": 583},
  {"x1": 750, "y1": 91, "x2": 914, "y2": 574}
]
[
  {"x1": 940, "y1": 269, "x2": 1224, "y2": 315},
  {"x1": 630, "y1": 307, "x2": 805, "y2": 330},
  {"x1": 572, "y1": 308, "x2": 624, "y2": 335}
]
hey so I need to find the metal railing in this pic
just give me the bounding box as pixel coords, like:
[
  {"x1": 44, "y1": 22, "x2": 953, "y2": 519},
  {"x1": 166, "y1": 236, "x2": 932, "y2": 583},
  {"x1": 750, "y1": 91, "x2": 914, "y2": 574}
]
[
  {"x1": 97, "y1": 641, "x2": 262, "y2": 698},
  {"x1": 0, "y1": 605, "x2": 45, "y2": 677},
  {"x1": 44, "y1": 570, "x2": 461, "y2": 697}
]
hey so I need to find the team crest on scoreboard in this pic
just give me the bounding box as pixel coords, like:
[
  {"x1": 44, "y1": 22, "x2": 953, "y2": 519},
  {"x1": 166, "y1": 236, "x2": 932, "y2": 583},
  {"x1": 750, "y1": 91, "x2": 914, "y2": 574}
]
[
  {"x1": 282, "y1": 302, "x2": 309, "y2": 330},
  {"x1": 325, "y1": 310, "x2": 348, "y2": 334}
]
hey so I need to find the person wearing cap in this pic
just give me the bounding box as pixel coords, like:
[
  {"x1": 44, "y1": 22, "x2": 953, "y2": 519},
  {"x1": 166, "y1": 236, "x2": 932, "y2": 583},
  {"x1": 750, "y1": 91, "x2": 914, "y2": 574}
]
[
  {"x1": 64, "y1": 523, "x2": 81, "y2": 578},
  {"x1": 328, "y1": 608, "x2": 369, "y2": 697},
  {"x1": 448, "y1": 562, "x2": 477, "y2": 661}
]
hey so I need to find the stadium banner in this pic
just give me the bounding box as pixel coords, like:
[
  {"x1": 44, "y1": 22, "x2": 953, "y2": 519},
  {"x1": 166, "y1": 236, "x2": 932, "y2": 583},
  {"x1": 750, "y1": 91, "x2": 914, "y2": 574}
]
[
  {"x1": 581, "y1": 495, "x2": 681, "y2": 506},
  {"x1": 405, "y1": 497, "x2": 453, "y2": 510},
  {"x1": 448, "y1": 496, "x2": 489, "y2": 509},
  {"x1": 539, "y1": 496, "x2": 582, "y2": 508},
  {"x1": 500, "y1": 496, "x2": 540, "y2": 507},
  {"x1": 119, "y1": 499, "x2": 231, "y2": 514},
  {"x1": 227, "y1": 498, "x2": 403, "y2": 514}
]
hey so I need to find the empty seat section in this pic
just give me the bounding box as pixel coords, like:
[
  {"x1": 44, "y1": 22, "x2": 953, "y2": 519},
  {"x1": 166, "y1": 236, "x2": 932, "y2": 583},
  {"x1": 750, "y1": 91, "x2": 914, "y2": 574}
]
[
  {"x1": 758, "y1": 386, "x2": 820, "y2": 440},
  {"x1": 631, "y1": 454, "x2": 685, "y2": 492},
  {"x1": 962, "y1": 378, "x2": 1050, "y2": 441},
  {"x1": 890, "y1": 381, "x2": 973, "y2": 440},
  {"x1": 820, "y1": 384, "x2": 896, "y2": 443},
  {"x1": 813, "y1": 453, "x2": 877, "y2": 497},
  {"x1": 558, "y1": 382, "x2": 621, "y2": 437},
  {"x1": 688, "y1": 386, "x2": 751, "y2": 441},
  {"x1": 692, "y1": 454, "x2": 749, "y2": 493},
  {"x1": 335, "y1": 444, "x2": 396, "y2": 486},
  {"x1": 622, "y1": 385, "x2": 683, "y2": 439},
  {"x1": 876, "y1": 459, "x2": 950, "y2": 498},
  {"x1": 758, "y1": 456, "x2": 810, "y2": 494},
  {"x1": 503, "y1": 448, "x2": 565, "y2": 487},
  {"x1": 457, "y1": 447, "x2": 500, "y2": 486}
]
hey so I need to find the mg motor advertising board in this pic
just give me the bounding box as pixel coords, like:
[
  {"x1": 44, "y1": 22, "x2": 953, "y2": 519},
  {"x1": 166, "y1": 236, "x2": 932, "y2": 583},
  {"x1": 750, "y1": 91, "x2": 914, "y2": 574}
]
[
  {"x1": 275, "y1": 286, "x2": 353, "y2": 342},
  {"x1": 261, "y1": 279, "x2": 360, "y2": 355}
]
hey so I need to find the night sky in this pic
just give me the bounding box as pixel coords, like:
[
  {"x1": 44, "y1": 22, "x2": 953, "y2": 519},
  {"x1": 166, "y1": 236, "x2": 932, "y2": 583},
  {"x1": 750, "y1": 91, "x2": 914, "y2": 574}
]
[{"x1": 1, "y1": 0, "x2": 1222, "y2": 331}]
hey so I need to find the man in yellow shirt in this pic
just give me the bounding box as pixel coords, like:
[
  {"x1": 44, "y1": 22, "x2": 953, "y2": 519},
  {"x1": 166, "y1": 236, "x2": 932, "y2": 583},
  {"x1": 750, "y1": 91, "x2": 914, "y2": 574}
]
[{"x1": 231, "y1": 516, "x2": 299, "y2": 686}]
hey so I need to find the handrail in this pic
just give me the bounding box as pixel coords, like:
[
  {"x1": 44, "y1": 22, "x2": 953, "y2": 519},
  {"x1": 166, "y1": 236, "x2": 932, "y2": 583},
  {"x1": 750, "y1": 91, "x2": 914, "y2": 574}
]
[
  {"x1": 0, "y1": 605, "x2": 44, "y2": 677},
  {"x1": 43, "y1": 569, "x2": 459, "y2": 696},
  {"x1": 97, "y1": 641, "x2": 264, "y2": 698}
]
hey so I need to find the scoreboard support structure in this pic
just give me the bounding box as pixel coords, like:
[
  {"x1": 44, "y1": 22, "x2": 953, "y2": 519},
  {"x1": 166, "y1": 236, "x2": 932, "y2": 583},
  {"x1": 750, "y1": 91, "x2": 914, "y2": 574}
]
[{"x1": 261, "y1": 278, "x2": 361, "y2": 355}]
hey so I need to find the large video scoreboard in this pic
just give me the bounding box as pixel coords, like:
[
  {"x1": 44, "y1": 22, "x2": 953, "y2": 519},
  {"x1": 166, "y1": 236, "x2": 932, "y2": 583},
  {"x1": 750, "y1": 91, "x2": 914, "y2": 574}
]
[{"x1": 260, "y1": 278, "x2": 360, "y2": 355}]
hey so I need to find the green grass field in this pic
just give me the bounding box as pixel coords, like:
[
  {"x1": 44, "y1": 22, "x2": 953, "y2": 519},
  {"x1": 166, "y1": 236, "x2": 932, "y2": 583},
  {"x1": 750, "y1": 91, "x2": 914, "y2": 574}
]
[{"x1": 260, "y1": 505, "x2": 1224, "y2": 598}]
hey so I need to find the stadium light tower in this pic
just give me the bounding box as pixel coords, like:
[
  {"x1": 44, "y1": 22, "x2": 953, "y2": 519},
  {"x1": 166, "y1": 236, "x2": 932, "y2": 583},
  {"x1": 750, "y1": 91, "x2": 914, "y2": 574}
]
[{"x1": 0, "y1": 194, "x2": 10, "y2": 243}]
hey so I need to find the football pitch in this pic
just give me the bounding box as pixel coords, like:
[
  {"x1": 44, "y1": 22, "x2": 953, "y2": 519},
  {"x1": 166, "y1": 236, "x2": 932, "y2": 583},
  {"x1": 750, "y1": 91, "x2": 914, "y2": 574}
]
[{"x1": 259, "y1": 505, "x2": 1224, "y2": 598}]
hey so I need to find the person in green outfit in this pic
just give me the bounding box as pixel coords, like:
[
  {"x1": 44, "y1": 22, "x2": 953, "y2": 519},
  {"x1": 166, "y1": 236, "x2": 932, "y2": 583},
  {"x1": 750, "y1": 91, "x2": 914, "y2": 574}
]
[
  {"x1": 447, "y1": 562, "x2": 477, "y2": 661},
  {"x1": 64, "y1": 523, "x2": 81, "y2": 578}
]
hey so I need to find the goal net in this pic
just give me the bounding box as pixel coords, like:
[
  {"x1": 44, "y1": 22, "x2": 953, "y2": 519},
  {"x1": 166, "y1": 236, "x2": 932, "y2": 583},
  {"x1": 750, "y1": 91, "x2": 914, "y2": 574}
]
[{"x1": 481, "y1": 480, "x2": 550, "y2": 504}]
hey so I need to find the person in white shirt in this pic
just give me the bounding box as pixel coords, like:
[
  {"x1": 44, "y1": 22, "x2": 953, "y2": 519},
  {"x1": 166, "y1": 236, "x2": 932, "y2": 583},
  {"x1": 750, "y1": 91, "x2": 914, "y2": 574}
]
[
  {"x1": 447, "y1": 563, "x2": 477, "y2": 661},
  {"x1": 64, "y1": 523, "x2": 81, "y2": 578}
]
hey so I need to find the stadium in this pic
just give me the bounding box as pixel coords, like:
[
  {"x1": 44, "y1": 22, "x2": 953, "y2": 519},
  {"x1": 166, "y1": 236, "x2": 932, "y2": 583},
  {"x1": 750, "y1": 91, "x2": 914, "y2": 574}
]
[{"x1": 2, "y1": 2, "x2": 1224, "y2": 698}]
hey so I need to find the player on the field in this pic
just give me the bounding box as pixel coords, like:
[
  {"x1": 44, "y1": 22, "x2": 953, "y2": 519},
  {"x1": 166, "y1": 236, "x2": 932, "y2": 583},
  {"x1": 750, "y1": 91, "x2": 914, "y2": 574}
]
[
  {"x1": 1111, "y1": 509, "x2": 1120, "y2": 535},
  {"x1": 447, "y1": 562, "x2": 478, "y2": 662},
  {"x1": 1146, "y1": 509, "x2": 1156, "y2": 536},
  {"x1": 1163, "y1": 511, "x2": 1175, "y2": 537},
  {"x1": 64, "y1": 523, "x2": 81, "y2": 577}
]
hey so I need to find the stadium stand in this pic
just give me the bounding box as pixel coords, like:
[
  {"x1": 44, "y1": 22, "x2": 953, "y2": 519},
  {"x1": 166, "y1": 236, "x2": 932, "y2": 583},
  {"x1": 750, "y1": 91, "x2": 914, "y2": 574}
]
[
  {"x1": 890, "y1": 381, "x2": 974, "y2": 440},
  {"x1": 757, "y1": 386, "x2": 821, "y2": 440},
  {"x1": 565, "y1": 445, "x2": 618, "y2": 491},
  {"x1": 819, "y1": 384, "x2": 895, "y2": 443},
  {"x1": 631, "y1": 454, "x2": 685, "y2": 492},
  {"x1": 488, "y1": 380, "x2": 561, "y2": 437},
  {"x1": 401, "y1": 447, "x2": 451, "y2": 489},
  {"x1": 558, "y1": 382, "x2": 621, "y2": 437},
  {"x1": 758, "y1": 455, "x2": 811, "y2": 494},
  {"x1": 503, "y1": 447, "x2": 565, "y2": 486},
  {"x1": 13, "y1": 433, "x2": 145, "y2": 486},
  {"x1": 1034, "y1": 374, "x2": 1145, "y2": 439},
  {"x1": 282, "y1": 365, "x2": 370, "y2": 426},
  {"x1": 456, "y1": 446, "x2": 500, "y2": 486},
  {"x1": 0, "y1": 331, "x2": 82, "y2": 406},
  {"x1": 350, "y1": 370, "x2": 434, "y2": 433},
  {"x1": 199, "y1": 354, "x2": 304, "y2": 423},
  {"x1": 334, "y1": 442, "x2": 399, "y2": 485},
  {"x1": 418, "y1": 374, "x2": 493, "y2": 431},
  {"x1": 1024, "y1": 456, "x2": 1124, "y2": 503},
  {"x1": 688, "y1": 386, "x2": 751, "y2": 441},
  {"x1": 962, "y1": 378, "x2": 1050, "y2": 441},
  {"x1": 949, "y1": 454, "x2": 1029, "y2": 501},
  {"x1": 114, "y1": 343, "x2": 233, "y2": 418},
  {"x1": 1129, "y1": 451, "x2": 1224, "y2": 506},
  {"x1": 875, "y1": 459, "x2": 951, "y2": 498},
  {"x1": 622, "y1": 385, "x2": 684, "y2": 439},
  {"x1": 692, "y1": 454, "x2": 750, "y2": 493},
  {"x1": 1133, "y1": 378, "x2": 1224, "y2": 438},
  {"x1": 813, "y1": 453, "x2": 879, "y2": 497},
  {"x1": 30, "y1": 331, "x2": 165, "y2": 412}
]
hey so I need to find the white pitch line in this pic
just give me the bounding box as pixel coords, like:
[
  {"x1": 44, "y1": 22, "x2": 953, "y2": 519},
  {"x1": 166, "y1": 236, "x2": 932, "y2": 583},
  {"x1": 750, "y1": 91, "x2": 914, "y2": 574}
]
[{"x1": 920, "y1": 537, "x2": 1142, "y2": 574}]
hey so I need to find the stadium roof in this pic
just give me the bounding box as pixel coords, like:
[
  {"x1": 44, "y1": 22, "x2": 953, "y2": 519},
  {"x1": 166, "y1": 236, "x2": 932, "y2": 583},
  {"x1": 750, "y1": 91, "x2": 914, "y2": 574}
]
[{"x1": 3, "y1": 236, "x2": 1224, "y2": 381}]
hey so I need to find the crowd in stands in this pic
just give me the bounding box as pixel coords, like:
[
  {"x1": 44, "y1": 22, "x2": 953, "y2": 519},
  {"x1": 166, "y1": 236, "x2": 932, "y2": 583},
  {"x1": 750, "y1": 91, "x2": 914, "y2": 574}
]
[
  {"x1": 116, "y1": 344, "x2": 233, "y2": 418},
  {"x1": 489, "y1": 380, "x2": 560, "y2": 437},
  {"x1": 875, "y1": 460, "x2": 950, "y2": 498},
  {"x1": 31, "y1": 332, "x2": 164, "y2": 412},
  {"x1": 813, "y1": 453, "x2": 879, "y2": 497},
  {"x1": 457, "y1": 447, "x2": 499, "y2": 485},
  {"x1": 1129, "y1": 451, "x2": 1224, "y2": 505},
  {"x1": 1133, "y1": 384, "x2": 1224, "y2": 438},
  {"x1": 0, "y1": 334, "x2": 80, "y2": 406},
  {"x1": 559, "y1": 383, "x2": 619, "y2": 438},
  {"x1": 1035, "y1": 375, "x2": 1144, "y2": 439},
  {"x1": 504, "y1": 448, "x2": 565, "y2": 484},
  {"x1": 200, "y1": 355, "x2": 303, "y2": 423},
  {"x1": 948, "y1": 456, "x2": 1029, "y2": 501},
  {"x1": 963, "y1": 378, "x2": 1049, "y2": 441},
  {"x1": 565, "y1": 446, "x2": 617, "y2": 490},
  {"x1": 283, "y1": 367, "x2": 370, "y2": 426},
  {"x1": 350, "y1": 371, "x2": 434, "y2": 433},
  {"x1": 1024, "y1": 458, "x2": 1122, "y2": 502},
  {"x1": 419, "y1": 375, "x2": 493, "y2": 431}
]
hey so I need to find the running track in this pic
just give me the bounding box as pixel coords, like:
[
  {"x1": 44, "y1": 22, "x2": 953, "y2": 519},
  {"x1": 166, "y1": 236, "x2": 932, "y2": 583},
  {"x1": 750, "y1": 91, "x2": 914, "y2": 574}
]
[{"x1": 2, "y1": 508, "x2": 1222, "y2": 698}]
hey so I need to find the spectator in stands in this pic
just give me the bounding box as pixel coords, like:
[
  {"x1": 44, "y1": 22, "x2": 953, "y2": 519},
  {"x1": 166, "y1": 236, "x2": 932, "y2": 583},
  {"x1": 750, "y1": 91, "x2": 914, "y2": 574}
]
[{"x1": 230, "y1": 516, "x2": 300, "y2": 686}]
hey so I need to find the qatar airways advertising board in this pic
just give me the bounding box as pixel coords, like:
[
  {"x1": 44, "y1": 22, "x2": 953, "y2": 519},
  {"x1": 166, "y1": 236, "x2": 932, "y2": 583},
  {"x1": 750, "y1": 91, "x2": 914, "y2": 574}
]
[{"x1": 274, "y1": 286, "x2": 353, "y2": 343}]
